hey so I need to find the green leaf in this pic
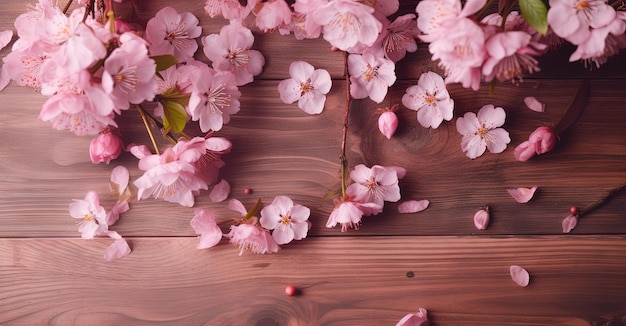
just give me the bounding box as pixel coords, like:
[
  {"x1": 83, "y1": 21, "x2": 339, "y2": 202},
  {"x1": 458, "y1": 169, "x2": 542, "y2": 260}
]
[
  {"x1": 162, "y1": 100, "x2": 188, "y2": 133},
  {"x1": 518, "y1": 0, "x2": 549, "y2": 35},
  {"x1": 151, "y1": 54, "x2": 178, "y2": 72},
  {"x1": 160, "y1": 87, "x2": 190, "y2": 107}
]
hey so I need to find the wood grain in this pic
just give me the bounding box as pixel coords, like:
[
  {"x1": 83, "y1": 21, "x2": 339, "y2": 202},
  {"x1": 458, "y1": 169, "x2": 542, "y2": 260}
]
[{"x1": 2, "y1": 236, "x2": 626, "y2": 325}]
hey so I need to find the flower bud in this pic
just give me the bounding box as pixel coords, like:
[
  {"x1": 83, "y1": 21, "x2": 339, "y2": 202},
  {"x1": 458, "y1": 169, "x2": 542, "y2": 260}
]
[
  {"x1": 514, "y1": 126, "x2": 557, "y2": 161},
  {"x1": 473, "y1": 208, "x2": 489, "y2": 230},
  {"x1": 90, "y1": 128, "x2": 123, "y2": 164},
  {"x1": 378, "y1": 111, "x2": 398, "y2": 139}
]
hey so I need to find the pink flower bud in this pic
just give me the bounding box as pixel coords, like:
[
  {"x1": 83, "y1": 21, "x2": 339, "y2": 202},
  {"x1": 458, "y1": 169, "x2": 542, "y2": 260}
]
[
  {"x1": 473, "y1": 208, "x2": 489, "y2": 230},
  {"x1": 514, "y1": 126, "x2": 557, "y2": 161},
  {"x1": 378, "y1": 111, "x2": 398, "y2": 139},
  {"x1": 90, "y1": 128, "x2": 123, "y2": 164}
]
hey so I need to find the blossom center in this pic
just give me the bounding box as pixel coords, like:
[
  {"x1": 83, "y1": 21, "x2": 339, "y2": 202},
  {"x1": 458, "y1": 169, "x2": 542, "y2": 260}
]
[
  {"x1": 575, "y1": 0, "x2": 589, "y2": 10},
  {"x1": 329, "y1": 12, "x2": 361, "y2": 34},
  {"x1": 227, "y1": 48, "x2": 250, "y2": 68},
  {"x1": 383, "y1": 32, "x2": 412, "y2": 53},
  {"x1": 166, "y1": 27, "x2": 190, "y2": 50},
  {"x1": 113, "y1": 65, "x2": 140, "y2": 94},
  {"x1": 364, "y1": 64, "x2": 378, "y2": 82},
  {"x1": 83, "y1": 214, "x2": 95, "y2": 221},
  {"x1": 204, "y1": 83, "x2": 231, "y2": 114},
  {"x1": 300, "y1": 79, "x2": 314, "y2": 95},
  {"x1": 280, "y1": 214, "x2": 292, "y2": 225},
  {"x1": 424, "y1": 94, "x2": 437, "y2": 105},
  {"x1": 476, "y1": 127, "x2": 489, "y2": 137}
]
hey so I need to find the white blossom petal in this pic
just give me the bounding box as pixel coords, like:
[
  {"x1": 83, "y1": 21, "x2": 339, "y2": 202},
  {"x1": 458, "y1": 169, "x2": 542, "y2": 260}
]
[{"x1": 398, "y1": 200, "x2": 430, "y2": 213}]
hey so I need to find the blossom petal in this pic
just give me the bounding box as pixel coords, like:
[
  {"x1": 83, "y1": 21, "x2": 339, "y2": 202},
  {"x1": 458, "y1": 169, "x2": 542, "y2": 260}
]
[
  {"x1": 473, "y1": 209, "x2": 489, "y2": 230},
  {"x1": 0, "y1": 67, "x2": 10, "y2": 91},
  {"x1": 209, "y1": 179, "x2": 231, "y2": 202},
  {"x1": 105, "y1": 200, "x2": 129, "y2": 226},
  {"x1": 104, "y1": 238, "x2": 131, "y2": 261},
  {"x1": 110, "y1": 165, "x2": 130, "y2": 195},
  {"x1": 562, "y1": 214, "x2": 578, "y2": 233},
  {"x1": 507, "y1": 186, "x2": 537, "y2": 203},
  {"x1": 510, "y1": 265, "x2": 530, "y2": 287},
  {"x1": 398, "y1": 200, "x2": 429, "y2": 213},
  {"x1": 524, "y1": 96, "x2": 545, "y2": 112},
  {"x1": 0, "y1": 30, "x2": 12, "y2": 50},
  {"x1": 228, "y1": 198, "x2": 248, "y2": 215},
  {"x1": 477, "y1": 104, "x2": 506, "y2": 128}
]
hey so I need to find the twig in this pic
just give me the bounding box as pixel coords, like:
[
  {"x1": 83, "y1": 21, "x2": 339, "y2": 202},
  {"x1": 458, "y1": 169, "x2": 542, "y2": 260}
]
[
  {"x1": 340, "y1": 51, "x2": 351, "y2": 197},
  {"x1": 136, "y1": 104, "x2": 161, "y2": 155}
]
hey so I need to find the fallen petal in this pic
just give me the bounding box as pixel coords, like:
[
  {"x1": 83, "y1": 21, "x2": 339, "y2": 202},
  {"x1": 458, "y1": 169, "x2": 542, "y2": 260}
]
[
  {"x1": 104, "y1": 238, "x2": 131, "y2": 261},
  {"x1": 507, "y1": 186, "x2": 537, "y2": 203},
  {"x1": 524, "y1": 96, "x2": 545, "y2": 112},
  {"x1": 110, "y1": 166, "x2": 130, "y2": 195},
  {"x1": 209, "y1": 179, "x2": 231, "y2": 202},
  {"x1": 562, "y1": 214, "x2": 578, "y2": 233},
  {"x1": 398, "y1": 200, "x2": 429, "y2": 213},
  {"x1": 0, "y1": 67, "x2": 10, "y2": 92},
  {"x1": 473, "y1": 208, "x2": 489, "y2": 230},
  {"x1": 105, "y1": 200, "x2": 129, "y2": 226},
  {"x1": 395, "y1": 307, "x2": 428, "y2": 326},
  {"x1": 0, "y1": 30, "x2": 12, "y2": 50},
  {"x1": 510, "y1": 265, "x2": 530, "y2": 287}
]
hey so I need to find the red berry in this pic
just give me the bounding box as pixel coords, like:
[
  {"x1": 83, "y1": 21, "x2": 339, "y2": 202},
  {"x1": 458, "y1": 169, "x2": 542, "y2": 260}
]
[
  {"x1": 285, "y1": 285, "x2": 297, "y2": 297},
  {"x1": 244, "y1": 188, "x2": 252, "y2": 194},
  {"x1": 570, "y1": 206, "x2": 578, "y2": 215}
]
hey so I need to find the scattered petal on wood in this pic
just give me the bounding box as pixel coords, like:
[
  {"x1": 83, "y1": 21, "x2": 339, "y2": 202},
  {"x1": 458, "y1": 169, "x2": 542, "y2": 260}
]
[
  {"x1": 473, "y1": 208, "x2": 489, "y2": 230},
  {"x1": 398, "y1": 200, "x2": 429, "y2": 213},
  {"x1": 562, "y1": 214, "x2": 578, "y2": 233},
  {"x1": 524, "y1": 96, "x2": 545, "y2": 112},
  {"x1": 510, "y1": 265, "x2": 530, "y2": 287},
  {"x1": 209, "y1": 179, "x2": 230, "y2": 202},
  {"x1": 104, "y1": 238, "x2": 131, "y2": 261},
  {"x1": 0, "y1": 67, "x2": 10, "y2": 91},
  {"x1": 0, "y1": 30, "x2": 12, "y2": 50},
  {"x1": 507, "y1": 186, "x2": 537, "y2": 203}
]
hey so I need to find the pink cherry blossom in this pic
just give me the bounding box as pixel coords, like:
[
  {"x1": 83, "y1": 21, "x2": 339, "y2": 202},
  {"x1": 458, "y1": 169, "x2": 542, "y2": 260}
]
[
  {"x1": 226, "y1": 223, "x2": 280, "y2": 255},
  {"x1": 249, "y1": 0, "x2": 292, "y2": 33},
  {"x1": 402, "y1": 71, "x2": 454, "y2": 129},
  {"x1": 131, "y1": 141, "x2": 209, "y2": 207},
  {"x1": 416, "y1": 0, "x2": 461, "y2": 35},
  {"x1": 145, "y1": 6, "x2": 202, "y2": 62},
  {"x1": 69, "y1": 191, "x2": 108, "y2": 239},
  {"x1": 277, "y1": 61, "x2": 332, "y2": 114},
  {"x1": 202, "y1": 22, "x2": 265, "y2": 86},
  {"x1": 568, "y1": 13, "x2": 626, "y2": 67},
  {"x1": 260, "y1": 195, "x2": 311, "y2": 244},
  {"x1": 173, "y1": 135, "x2": 232, "y2": 186},
  {"x1": 507, "y1": 187, "x2": 538, "y2": 203},
  {"x1": 102, "y1": 32, "x2": 158, "y2": 112},
  {"x1": 378, "y1": 110, "x2": 398, "y2": 139},
  {"x1": 188, "y1": 64, "x2": 241, "y2": 132},
  {"x1": 204, "y1": 0, "x2": 246, "y2": 20},
  {"x1": 562, "y1": 214, "x2": 578, "y2": 233},
  {"x1": 347, "y1": 164, "x2": 402, "y2": 214},
  {"x1": 380, "y1": 14, "x2": 420, "y2": 63},
  {"x1": 473, "y1": 208, "x2": 489, "y2": 230},
  {"x1": 290, "y1": 0, "x2": 326, "y2": 40},
  {"x1": 510, "y1": 265, "x2": 530, "y2": 287},
  {"x1": 514, "y1": 126, "x2": 557, "y2": 161},
  {"x1": 190, "y1": 208, "x2": 223, "y2": 249},
  {"x1": 326, "y1": 196, "x2": 379, "y2": 232},
  {"x1": 89, "y1": 127, "x2": 123, "y2": 164},
  {"x1": 396, "y1": 307, "x2": 429, "y2": 326},
  {"x1": 398, "y1": 200, "x2": 430, "y2": 214},
  {"x1": 456, "y1": 104, "x2": 511, "y2": 159},
  {"x1": 547, "y1": 0, "x2": 616, "y2": 45},
  {"x1": 348, "y1": 53, "x2": 396, "y2": 103},
  {"x1": 482, "y1": 31, "x2": 546, "y2": 83},
  {"x1": 312, "y1": 0, "x2": 382, "y2": 51}
]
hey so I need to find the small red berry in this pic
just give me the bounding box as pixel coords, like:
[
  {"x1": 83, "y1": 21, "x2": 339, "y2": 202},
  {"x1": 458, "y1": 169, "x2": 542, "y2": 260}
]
[
  {"x1": 285, "y1": 285, "x2": 297, "y2": 297},
  {"x1": 570, "y1": 206, "x2": 578, "y2": 215},
  {"x1": 244, "y1": 188, "x2": 252, "y2": 195}
]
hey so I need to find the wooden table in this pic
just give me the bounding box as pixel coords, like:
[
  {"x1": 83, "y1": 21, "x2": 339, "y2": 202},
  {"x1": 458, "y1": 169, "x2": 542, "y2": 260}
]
[{"x1": 1, "y1": 1, "x2": 626, "y2": 325}]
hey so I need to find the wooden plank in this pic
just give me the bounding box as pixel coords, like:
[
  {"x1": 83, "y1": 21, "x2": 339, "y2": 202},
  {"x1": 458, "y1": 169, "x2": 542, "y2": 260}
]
[
  {"x1": 1, "y1": 79, "x2": 625, "y2": 237},
  {"x1": 1, "y1": 236, "x2": 625, "y2": 325}
]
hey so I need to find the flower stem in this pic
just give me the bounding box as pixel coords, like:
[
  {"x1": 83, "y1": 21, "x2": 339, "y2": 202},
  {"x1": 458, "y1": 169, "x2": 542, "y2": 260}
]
[
  {"x1": 579, "y1": 183, "x2": 626, "y2": 218},
  {"x1": 63, "y1": 0, "x2": 74, "y2": 14},
  {"x1": 340, "y1": 51, "x2": 351, "y2": 197},
  {"x1": 136, "y1": 104, "x2": 161, "y2": 155},
  {"x1": 553, "y1": 80, "x2": 589, "y2": 135},
  {"x1": 242, "y1": 198, "x2": 262, "y2": 222}
]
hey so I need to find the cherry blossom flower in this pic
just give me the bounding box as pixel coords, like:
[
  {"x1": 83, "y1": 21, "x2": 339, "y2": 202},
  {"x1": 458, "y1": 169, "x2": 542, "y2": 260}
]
[
  {"x1": 69, "y1": 191, "x2": 108, "y2": 239},
  {"x1": 131, "y1": 141, "x2": 209, "y2": 207},
  {"x1": 290, "y1": 0, "x2": 326, "y2": 40},
  {"x1": 347, "y1": 164, "x2": 402, "y2": 214},
  {"x1": 547, "y1": 0, "x2": 616, "y2": 45},
  {"x1": 379, "y1": 14, "x2": 420, "y2": 63},
  {"x1": 348, "y1": 53, "x2": 396, "y2": 103},
  {"x1": 89, "y1": 127, "x2": 123, "y2": 164},
  {"x1": 174, "y1": 135, "x2": 232, "y2": 186},
  {"x1": 510, "y1": 265, "x2": 530, "y2": 287},
  {"x1": 396, "y1": 307, "x2": 429, "y2": 326},
  {"x1": 202, "y1": 22, "x2": 265, "y2": 86},
  {"x1": 514, "y1": 126, "x2": 557, "y2": 161},
  {"x1": 482, "y1": 31, "x2": 546, "y2": 83},
  {"x1": 456, "y1": 104, "x2": 511, "y2": 159},
  {"x1": 508, "y1": 187, "x2": 537, "y2": 203},
  {"x1": 402, "y1": 71, "x2": 454, "y2": 129},
  {"x1": 312, "y1": 0, "x2": 382, "y2": 51},
  {"x1": 416, "y1": 0, "x2": 462, "y2": 35},
  {"x1": 226, "y1": 223, "x2": 280, "y2": 255},
  {"x1": 190, "y1": 208, "x2": 223, "y2": 249},
  {"x1": 145, "y1": 6, "x2": 202, "y2": 62},
  {"x1": 102, "y1": 33, "x2": 158, "y2": 112},
  {"x1": 277, "y1": 61, "x2": 332, "y2": 114},
  {"x1": 568, "y1": 13, "x2": 626, "y2": 67},
  {"x1": 260, "y1": 196, "x2": 311, "y2": 245},
  {"x1": 562, "y1": 214, "x2": 578, "y2": 233},
  {"x1": 398, "y1": 200, "x2": 430, "y2": 214},
  {"x1": 188, "y1": 64, "x2": 241, "y2": 132},
  {"x1": 326, "y1": 195, "x2": 380, "y2": 232},
  {"x1": 204, "y1": 0, "x2": 246, "y2": 20},
  {"x1": 473, "y1": 207, "x2": 489, "y2": 230},
  {"x1": 249, "y1": 0, "x2": 292, "y2": 33}
]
